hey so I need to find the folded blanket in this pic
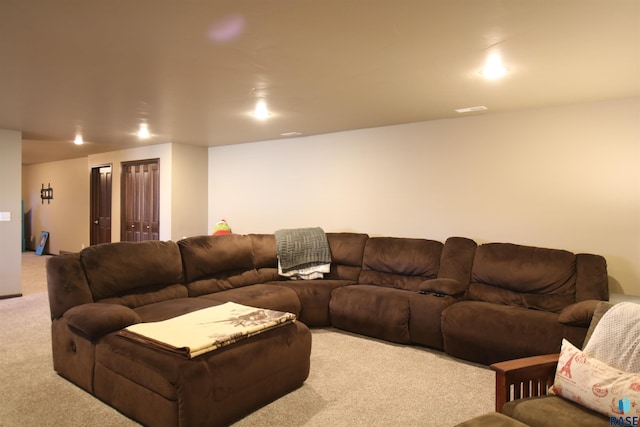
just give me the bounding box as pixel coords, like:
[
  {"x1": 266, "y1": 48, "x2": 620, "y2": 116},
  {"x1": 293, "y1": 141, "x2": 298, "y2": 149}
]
[
  {"x1": 278, "y1": 262, "x2": 331, "y2": 280},
  {"x1": 118, "y1": 302, "x2": 296, "y2": 359},
  {"x1": 583, "y1": 302, "x2": 640, "y2": 373},
  {"x1": 274, "y1": 227, "x2": 331, "y2": 273}
]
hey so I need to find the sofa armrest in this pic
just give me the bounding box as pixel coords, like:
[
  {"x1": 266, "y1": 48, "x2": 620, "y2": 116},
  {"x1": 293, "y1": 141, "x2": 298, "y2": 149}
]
[
  {"x1": 63, "y1": 303, "x2": 141, "y2": 340},
  {"x1": 557, "y1": 299, "x2": 601, "y2": 326},
  {"x1": 418, "y1": 278, "x2": 465, "y2": 296},
  {"x1": 490, "y1": 353, "x2": 559, "y2": 413}
]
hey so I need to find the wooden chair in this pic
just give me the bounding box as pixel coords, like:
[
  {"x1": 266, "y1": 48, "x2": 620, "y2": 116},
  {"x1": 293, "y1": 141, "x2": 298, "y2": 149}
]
[
  {"x1": 490, "y1": 300, "x2": 615, "y2": 413},
  {"x1": 490, "y1": 353, "x2": 560, "y2": 413}
]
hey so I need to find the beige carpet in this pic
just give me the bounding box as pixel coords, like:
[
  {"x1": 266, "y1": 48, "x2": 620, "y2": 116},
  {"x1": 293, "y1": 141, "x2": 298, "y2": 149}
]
[
  {"x1": 20, "y1": 252, "x2": 53, "y2": 295},
  {"x1": 0, "y1": 253, "x2": 495, "y2": 426}
]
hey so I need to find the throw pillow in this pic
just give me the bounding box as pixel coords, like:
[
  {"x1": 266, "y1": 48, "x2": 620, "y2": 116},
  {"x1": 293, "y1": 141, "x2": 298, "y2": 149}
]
[
  {"x1": 551, "y1": 339, "x2": 640, "y2": 418},
  {"x1": 583, "y1": 302, "x2": 640, "y2": 373}
]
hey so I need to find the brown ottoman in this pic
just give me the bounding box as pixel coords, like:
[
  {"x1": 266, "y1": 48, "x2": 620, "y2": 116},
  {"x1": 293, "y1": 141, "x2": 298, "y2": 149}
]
[
  {"x1": 455, "y1": 412, "x2": 530, "y2": 427},
  {"x1": 92, "y1": 320, "x2": 312, "y2": 427}
]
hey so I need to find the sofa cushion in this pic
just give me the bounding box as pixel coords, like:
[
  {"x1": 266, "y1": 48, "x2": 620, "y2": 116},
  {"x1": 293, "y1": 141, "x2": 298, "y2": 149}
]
[
  {"x1": 503, "y1": 395, "x2": 609, "y2": 426},
  {"x1": 359, "y1": 237, "x2": 443, "y2": 291},
  {"x1": 324, "y1": 232, "x2": 369, "y2": 281},
  {"x1": 198, "y1": 284, "x2": 302, "y2": 318},
  {"x1": 470, "y1": 243, "x2": 577, "y2": 311},
  {"x1": 81, "y1": 240, "x2": 184, "y2": 301},
  {"x1": 249, "y1": 234, "x2": 278, "y2": 269},
  {"x1": 467, "y1": 282, "x2": 575, "y2": 313},
  {"x1": 409, "y1": 292, "x2": 457, "y2": 350},
  {"x1": 551, "y1": 339, "x2": 640, "y2": 418},
  {"x1": 330, "y1": 284, "x2": 411, "y2": 343},
  {"x1": 98, "y1": 284, "x2": 189, "y2": 308},
  {"x1": 441, "y1": 301, "x2": 565, "y2": 364},
  {"x1": 133, "y1": 297, "x2": 223, "y2": 322},
  {"x1": 186, "y1": 269, "x2": 263, "y2": 296},
  {"x1": 178, "y1": 234, "x2": 255, "y2": 283},
  {"x1": 274, "y1": 279, "x2": 354, "y2": 327}
]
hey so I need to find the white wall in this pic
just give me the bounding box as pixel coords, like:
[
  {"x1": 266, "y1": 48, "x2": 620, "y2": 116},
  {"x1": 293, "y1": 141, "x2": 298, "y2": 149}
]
[
  {"x1": 209, "y1": 97, "x2": 640, "y2": 296},
  {"x1": 22, "y1": 157, "x2": 90, "y2": 254},
  {"x1": 171, "y1": 143, "x2": 209, "y2": 240},
  {"x1": 0, "y1": 129, "x2": 22, "y2": 297}
]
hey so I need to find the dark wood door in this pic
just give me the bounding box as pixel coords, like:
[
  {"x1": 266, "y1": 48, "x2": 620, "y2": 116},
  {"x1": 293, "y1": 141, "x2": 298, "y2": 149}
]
[
  {"x1": 90, "y1": 165, "x2": 112, "y2": 245},
  {"x1": 121, "y1": 159, "x2": 160, "y2": 242}
]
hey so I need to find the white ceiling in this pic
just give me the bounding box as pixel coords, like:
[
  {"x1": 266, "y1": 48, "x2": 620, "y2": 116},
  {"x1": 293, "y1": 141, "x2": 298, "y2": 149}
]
[{"x1": 1, "y1": 0, "x2": 638, "y2": 165}]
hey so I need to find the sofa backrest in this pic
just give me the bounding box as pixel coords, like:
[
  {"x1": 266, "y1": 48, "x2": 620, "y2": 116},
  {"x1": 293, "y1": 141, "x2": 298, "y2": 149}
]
[
  {"x1": 575, "y1": 253, "x2": 609, "y2": 302},
  {"x1": 81, "y1": 240, "x2": 186, "y2": 307},
  {"x1": 178, "y1": 234, "x2": 265, "y2": 296},
  {"x1": 324, "y1": 232, "x2": 369, "y2": 281},
  {"x1": 47, "y1": 253, "x2": 94, "y2": 320},
  {"x1": 358, "y1": 237, "x2": 443, "y2": 291},
  {"x1": 468, "y1": 242, "x2": 608, "y2": 312},
  {"x1": 437, "y1": 237, "x2": 478, "y2": 285},
  {"x1": 248, "y1": 233, "x2": 282, "y2": 282}
]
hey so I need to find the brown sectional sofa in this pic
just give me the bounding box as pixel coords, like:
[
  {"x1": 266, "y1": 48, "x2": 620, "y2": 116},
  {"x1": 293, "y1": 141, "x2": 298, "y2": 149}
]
[{"x1": 46, "y1": 232, "x2": 609, "y2": 426}]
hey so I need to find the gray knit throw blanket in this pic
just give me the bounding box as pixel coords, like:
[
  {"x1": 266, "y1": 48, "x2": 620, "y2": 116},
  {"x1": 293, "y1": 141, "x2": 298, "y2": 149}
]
[{"x1": 274, "y1": 227, "x2": 331, "y2": 273}]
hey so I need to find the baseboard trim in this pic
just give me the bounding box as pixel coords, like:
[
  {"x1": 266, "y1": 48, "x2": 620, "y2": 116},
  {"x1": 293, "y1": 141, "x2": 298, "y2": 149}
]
[{"x1": 0, "y1": 293, "x2": 23, "y2": 300}]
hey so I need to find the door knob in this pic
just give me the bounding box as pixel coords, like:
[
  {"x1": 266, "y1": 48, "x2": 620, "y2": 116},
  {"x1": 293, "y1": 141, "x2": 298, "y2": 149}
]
[
  {"x1": 93, "y1": 220, "x2": 98, "y2": 224},
  {"x1": 131, "y1": 225, "x2": 135, "y2": 228},
  {"x1": 146, "y1": 225, "x2": 150, "y2": 229}
]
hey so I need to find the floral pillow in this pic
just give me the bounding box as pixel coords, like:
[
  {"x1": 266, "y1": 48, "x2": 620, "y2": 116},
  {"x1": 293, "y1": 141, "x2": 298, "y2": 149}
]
[{"x1": 551, "y1": 339, "x2": 640, "y2": 418}]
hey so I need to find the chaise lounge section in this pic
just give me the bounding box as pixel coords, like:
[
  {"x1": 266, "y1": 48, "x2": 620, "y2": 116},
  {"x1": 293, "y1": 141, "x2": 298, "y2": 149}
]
[
  {"x1": 46, "y1": 231, "x2": 609, "y2": 426},
  {"x1": 47, "y1": 239, "x2": 312, "y2": 427}
]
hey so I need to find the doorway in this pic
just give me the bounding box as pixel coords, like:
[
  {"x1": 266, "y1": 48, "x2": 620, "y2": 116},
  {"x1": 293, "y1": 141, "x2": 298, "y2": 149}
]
[
  {"x1": 121, "y1": 159, "x2": 160, "y2": 242},
  {"x1": 90, "y1": 164, "x2": 112, "y2": 245}
]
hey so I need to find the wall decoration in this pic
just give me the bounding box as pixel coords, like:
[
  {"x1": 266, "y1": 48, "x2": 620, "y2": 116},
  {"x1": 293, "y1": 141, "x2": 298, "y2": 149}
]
[{"x1": 41, "y1": 183, "x2": 53, "y2": 204}]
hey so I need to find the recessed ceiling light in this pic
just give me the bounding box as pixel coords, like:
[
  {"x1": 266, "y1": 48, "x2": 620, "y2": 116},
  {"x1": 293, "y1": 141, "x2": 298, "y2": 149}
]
[
  {"x1": 454, "y1": 106, "x2": 488, "y2": 113},
  {"x1": 137, "y1": 123, "x2": 151, "y2": 139},
  {"x1": 252, "y1": 100, "x2": 271, "y2": 120},
  {"x1": 480, "y1": 54, "x2": 508, "y2": 79},
  {"x1": 73, "y1": 134, "x2": 84, "y2": 145}
]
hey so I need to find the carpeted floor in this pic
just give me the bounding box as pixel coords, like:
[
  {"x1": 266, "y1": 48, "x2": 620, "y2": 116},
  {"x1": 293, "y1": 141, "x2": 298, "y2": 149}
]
[{"x1": 0, "y1": 253, "x2": 495, "y2": 426}]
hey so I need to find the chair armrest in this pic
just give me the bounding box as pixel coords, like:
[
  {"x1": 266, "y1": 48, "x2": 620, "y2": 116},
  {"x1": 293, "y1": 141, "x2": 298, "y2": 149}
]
[{"x1": 490, "y1": 353, "x2": 560, "y2": 413}]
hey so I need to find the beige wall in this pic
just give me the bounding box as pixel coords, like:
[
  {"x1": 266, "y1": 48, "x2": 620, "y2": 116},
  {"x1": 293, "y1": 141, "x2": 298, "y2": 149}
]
[
  {"x1": 22, "y1": 157, "x2": 90, "y2": 254},
  {"x1": 21, "y1": 143, "x2": 209, "y2": 256},
  {"x1": 0, "y1": 129, "x2": 22, "y2": 297},
  {"x1": 208, "y1": 97, "x2": 640, "y2": 296}
]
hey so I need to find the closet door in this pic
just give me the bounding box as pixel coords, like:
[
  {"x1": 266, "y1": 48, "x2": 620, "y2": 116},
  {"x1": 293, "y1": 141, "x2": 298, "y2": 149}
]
[
  {"x1": 121, "y1": 159, "x2": 160, "y2": 242},
  {"x1": 90, "y1": 164, "x2": 112, "y2": 245}
]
